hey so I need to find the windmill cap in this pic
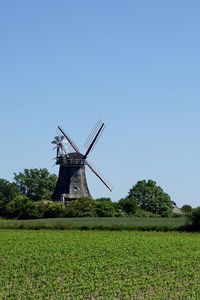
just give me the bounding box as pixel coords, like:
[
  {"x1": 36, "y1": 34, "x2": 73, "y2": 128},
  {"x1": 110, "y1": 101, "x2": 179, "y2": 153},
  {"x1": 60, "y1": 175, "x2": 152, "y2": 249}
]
[{"x1": 68, "y1": 152, "x2": 84, "y2": 159}]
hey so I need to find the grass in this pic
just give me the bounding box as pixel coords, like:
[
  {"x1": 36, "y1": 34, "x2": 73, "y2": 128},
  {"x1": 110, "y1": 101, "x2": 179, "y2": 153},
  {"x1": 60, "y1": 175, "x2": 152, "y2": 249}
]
[
  {"x1": 1, "y1": 230, "x2": 200, "y2": 299},
  {"x1": 0, "y1": 216, "x2": 187, "y2": 231}
]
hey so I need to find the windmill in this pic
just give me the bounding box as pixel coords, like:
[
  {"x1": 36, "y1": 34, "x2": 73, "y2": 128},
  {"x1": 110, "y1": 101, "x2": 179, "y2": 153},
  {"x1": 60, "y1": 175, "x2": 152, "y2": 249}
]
[{"x1": 52, "y1": 120, "x2": 112, "y2": 202}]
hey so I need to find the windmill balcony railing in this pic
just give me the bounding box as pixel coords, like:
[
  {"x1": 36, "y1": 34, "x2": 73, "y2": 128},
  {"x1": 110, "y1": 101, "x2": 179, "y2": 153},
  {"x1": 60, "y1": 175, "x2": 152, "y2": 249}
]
[{"x1": 56, "y1": 157, "x2": 85, "y2": 166}]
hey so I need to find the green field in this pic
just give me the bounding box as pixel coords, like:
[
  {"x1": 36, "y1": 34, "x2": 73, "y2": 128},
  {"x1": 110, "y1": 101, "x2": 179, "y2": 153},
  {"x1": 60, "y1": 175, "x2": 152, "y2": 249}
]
[
  {"x1": 0, "y1": 217, "x2": 186, "y2": 230},
  {"x1": 1, "y1": 230, "x2": 200, "y2": 299}
]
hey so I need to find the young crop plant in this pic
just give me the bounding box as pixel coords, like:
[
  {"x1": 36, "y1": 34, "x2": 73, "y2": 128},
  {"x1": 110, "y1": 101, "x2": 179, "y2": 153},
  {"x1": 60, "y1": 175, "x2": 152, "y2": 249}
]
[{"x1": 1, "y1": 230, "x2": 200, "y2": 299}]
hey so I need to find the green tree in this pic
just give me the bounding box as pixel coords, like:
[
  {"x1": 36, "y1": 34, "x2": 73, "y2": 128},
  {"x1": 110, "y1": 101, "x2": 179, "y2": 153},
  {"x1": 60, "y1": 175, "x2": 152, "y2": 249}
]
[
  {"x1": 37, "y1": 201, "x2": 66, "y2": 218},
  {"x1": 95, "y1": 197, "x2": 112, "y2": 202},
  {"x1": 0, "y1": 179, "x2": 19, "y2": 216},
  {"x1": 5, "y1": 195, "x2": 40, "y2": 219},
  {"x1": 118, "y1": 197, "x2": 138, "y2": 215},
  {"x1": 187, "y1": 207, "x2": 200, "y2": 230},
  {"x1": 95, "y1": 199, "x2": 116, "y2": 217},
  {"x1": 65, "y1": 197, "x2": 95, "y2": 217},
  {"x1": 13, "y1": 168, "x2": 57, "y2": 201},
  {"x1": 181, "y1": 204, "x2": 192, "y2": 214},
  {"x1": 128, "y1": 180, "x2": 173, "y2": 216}
]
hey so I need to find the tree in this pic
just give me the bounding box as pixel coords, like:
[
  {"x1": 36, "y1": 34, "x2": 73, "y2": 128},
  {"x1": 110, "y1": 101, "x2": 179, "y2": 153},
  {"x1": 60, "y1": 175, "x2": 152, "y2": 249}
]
[
  {"x1": 37, "y1": 201, "x2": 66, "y2": 218},
  {"x1": 181, "y1": 204, "x2": 192, "y2": 214},
  {"x1": 0, "y1": 179, "x2": 19, "y2": 216},
  {"x1": 118, "y1": 197, "x2": 138, "y2": 215},
  {"x1": 187, "y1": 207, "x2": 200, "y2": 230},
  {"x1": 5, "y1": 195, "x2": 40, "y2": 219},
  {"x1": 95, "y1": 198, "x2": 116, "y2": 217},
  {"x1": 0, "y1": 179, "x2": 18, "y2": 201},
  {"x1": 13, "y1": 168, "x2": 57, "y2": 201},
  {"x1": 128, "y1": 180, "x2": 173, "y2": 216},
  {"x1": 95, "y1": 197, "x2": 112, "y2": 202},
  {"x1": 65, "y1": 197, "x2": 95, "y2": 217}
]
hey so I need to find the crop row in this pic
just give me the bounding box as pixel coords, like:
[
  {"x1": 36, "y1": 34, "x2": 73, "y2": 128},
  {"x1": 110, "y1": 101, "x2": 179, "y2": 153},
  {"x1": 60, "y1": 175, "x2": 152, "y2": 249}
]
[{"x1": 0, "y1": 216, "x2": 186, "y2": 231}]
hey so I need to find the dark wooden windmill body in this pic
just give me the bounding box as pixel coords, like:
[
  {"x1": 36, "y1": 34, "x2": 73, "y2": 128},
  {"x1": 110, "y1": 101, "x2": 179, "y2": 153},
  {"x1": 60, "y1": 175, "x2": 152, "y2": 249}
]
[{"x1": 52, "y1": 121, "x2": 112, "y2": 203}]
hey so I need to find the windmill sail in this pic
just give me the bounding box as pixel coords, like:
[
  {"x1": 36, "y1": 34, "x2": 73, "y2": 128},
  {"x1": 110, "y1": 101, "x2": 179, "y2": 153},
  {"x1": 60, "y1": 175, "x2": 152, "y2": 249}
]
[
  {"x1": 84, "y1": 122, "x2": 105, "y2": 158},
  {"x1": 58, "y1": 126, "x2": 80, "y2": 153},
  {"x1": 86, "y1": 160, "x2": 113, "y2": 192},
  {"x1": 84, "y1": 120, "x2": 103, "y2": 149}
]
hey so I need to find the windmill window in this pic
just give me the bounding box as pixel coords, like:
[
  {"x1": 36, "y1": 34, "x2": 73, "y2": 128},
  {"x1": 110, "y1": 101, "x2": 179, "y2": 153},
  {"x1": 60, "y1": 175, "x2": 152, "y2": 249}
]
[{"x1": 73, "y1": 187, "x2": 78, "y2": 192}]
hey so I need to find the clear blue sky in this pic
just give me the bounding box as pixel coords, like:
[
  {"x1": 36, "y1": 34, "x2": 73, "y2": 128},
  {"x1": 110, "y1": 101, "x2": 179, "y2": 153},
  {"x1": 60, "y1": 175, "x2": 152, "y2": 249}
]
[{"x1": 1, "y1": 1, "x2": 200, "y2": 207}]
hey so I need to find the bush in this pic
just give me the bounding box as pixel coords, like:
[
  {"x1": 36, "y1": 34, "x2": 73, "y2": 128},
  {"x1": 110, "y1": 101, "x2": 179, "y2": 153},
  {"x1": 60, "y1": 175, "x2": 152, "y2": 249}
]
[
  {"x1": 134, "y1": 208, "x2": 160, "y2": 217},
  {"x1": 5, "y1": 195, "x2": 40, "y2": 219},
  {"x1": 37, "y1": 201, "x2": 66, "y2": 218},
  {"x1": 187, "y1": 207, "x2": 200, "y2": 230},
  {"x1": 44, "y1": 202, "x2": 66, "y2": 218},
  {"x1": 118, "y1": 197, "x2": 138, "y2": 215},
  {"x1": 95, "y1": 200, "x2": 116, "y2": 217},
  {"x1": 0, "y1": 179, "x2": 19, "y2": 217},
  {"x1": 65, "y1": 197, "x2": 96, "y2": 217}
]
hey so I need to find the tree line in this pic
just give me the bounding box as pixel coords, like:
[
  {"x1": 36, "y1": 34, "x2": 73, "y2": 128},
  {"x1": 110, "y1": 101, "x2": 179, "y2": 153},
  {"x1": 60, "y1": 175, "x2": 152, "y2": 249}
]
[{"x1": 0, "y1": 168, "x2": 191, "y2": 220}]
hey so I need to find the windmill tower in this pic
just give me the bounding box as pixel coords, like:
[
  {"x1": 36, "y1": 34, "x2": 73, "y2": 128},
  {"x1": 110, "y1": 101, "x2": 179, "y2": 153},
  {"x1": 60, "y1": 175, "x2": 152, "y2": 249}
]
[{"x1": 52, "y1": 120, "x2": 112, "y2": 202}]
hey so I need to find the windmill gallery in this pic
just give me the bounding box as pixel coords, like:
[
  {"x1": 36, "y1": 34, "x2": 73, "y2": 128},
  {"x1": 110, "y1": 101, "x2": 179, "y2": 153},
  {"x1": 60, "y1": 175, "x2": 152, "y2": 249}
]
[{"x1": 52, "y1": 120, "x2": 112, "y2": 203}]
